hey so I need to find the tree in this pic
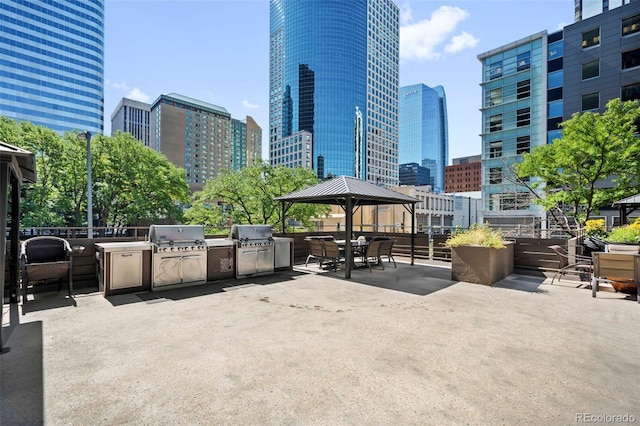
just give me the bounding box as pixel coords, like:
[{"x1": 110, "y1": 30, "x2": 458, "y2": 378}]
[
  {"x1": 184, "y1": 164, "x2": 329, "y2": 231},
  {"x1": 515, "y1": 98, "x2": 640, "y2": 226},
  {"x1": 0, "y1": 117, "x2": 190, "y2": 227}
]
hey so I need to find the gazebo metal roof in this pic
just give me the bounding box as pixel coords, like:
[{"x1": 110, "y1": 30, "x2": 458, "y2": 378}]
[
  {"x1": 612, "y1": 193, "x2": 640, "y2": 224},
  {"x1": 275, "y1": 176, "x2": 420, "y2": 279}
]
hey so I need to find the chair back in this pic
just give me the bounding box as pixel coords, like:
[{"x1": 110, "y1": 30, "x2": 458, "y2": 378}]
[
  {"x1": 308, "y1": 239, "x2": 324, "y2": 257},
  {"x1": 22, "y1": 236, "x2": 71, "y2": 264},
  {"x1": 322, "y1": 240, "x2": 341, "y2": 259},
  {"x1": 366, "y1": 240, "x2": 382, "y2": 257},
  {"x1": 379, "y1": 239, "x2": 394, "y2": 256},
  {"x1": 548, "y1": 245, "x2": 569, "y2": 268},
  {"x1": 593, "y1": 252, "x2": 637, "y2": 280}
]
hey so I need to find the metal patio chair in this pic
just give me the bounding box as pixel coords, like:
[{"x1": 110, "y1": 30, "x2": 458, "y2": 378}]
[
  {"x1": 378, "y1": 239, "x2": 396, "y2": 269},
  {"x1": 21, "y1": 236, "x2": 73, "y2": 304},
  {"x1": 548, "y1": 245, "x2": 592, "y2": 285}
]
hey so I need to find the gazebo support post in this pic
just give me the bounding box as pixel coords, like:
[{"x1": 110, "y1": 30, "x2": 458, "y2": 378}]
[{"x1": 345, "y1": 196, "x2": 353, "y2": 279}]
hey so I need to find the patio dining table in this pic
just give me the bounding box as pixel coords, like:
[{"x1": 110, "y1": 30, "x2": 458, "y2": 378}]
[{"x1": 335, "y1": 240, "x2": 369, "y2": 266}]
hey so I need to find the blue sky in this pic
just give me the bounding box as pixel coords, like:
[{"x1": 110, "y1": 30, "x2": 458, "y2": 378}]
[{"x1": 104, "y1": 0, "x2": 575, "y2": 162}]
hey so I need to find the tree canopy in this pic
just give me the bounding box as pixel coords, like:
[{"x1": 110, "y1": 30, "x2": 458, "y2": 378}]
[
  {"x1": 184, "y1": 164, "x2": 329, "y2": 231},
  {"x1": 0, "y1": 117, "x2": 189, "y2": 227},
  {"x1": 515, "y1": 98, "x2": 640, "y2": 225}
]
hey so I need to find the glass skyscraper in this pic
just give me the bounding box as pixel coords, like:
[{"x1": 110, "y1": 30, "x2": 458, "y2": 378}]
[
  {"x1": 0, "y1": 0, "x2": 104, "y2": 135},
  {"x1": 269, "y1": 0, "x2": 399, "y2": 186},
  {"x1": 399, "y1": 84, "x2": 449, "y2": 193}
]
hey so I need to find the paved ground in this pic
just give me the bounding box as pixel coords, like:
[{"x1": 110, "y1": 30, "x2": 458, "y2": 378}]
[{"x1": 2, "y1": 259, "x2": 639, "y2": 425}]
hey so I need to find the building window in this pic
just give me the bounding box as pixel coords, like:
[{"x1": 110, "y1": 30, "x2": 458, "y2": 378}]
[
  {"x1": 517, "y1": 136, "x2": 531, "y2": 154},
  {"x1": 582, "y1": 60, "x2": 600, "y2": 80},
  {"x1": 489, "y1": 61, "x2": 502, "y2": 80},
  {"x1": 582, "y1": 28, "x2": 600, "y2": 48},
  {"x1": 489, "y1": 167, "x2": 502, "y2": 184},
  {"x1": 622, "y1": 82, "x2": 640, "y2": 101},
  {"x1": 489, "y1": 88, "x2": 502, "y2": 106},
  {"x1": 582, "y1": 92, "x2": 600, "y2": 111},
  {"x1": 622, "y1": 14, "x2": 640, "y2": 36},
  {"x1": 516, "y1": 108, "x2": 531, "y2": 127},
  {"x1": 517, "y1": 79, "x2": 531, "y2": 99},
  {"x1": 489, "y1": 114, "x2": 502, "y2": 132},
  {"x1": 517, "y1": 51, "x2": 531, "y2": 71},
  {"x1": 489, "y1": 141, "x2": 502, "y2": 158},
  {"x1": 622, "y1": 48, "x2": 640, "y2": 70}
]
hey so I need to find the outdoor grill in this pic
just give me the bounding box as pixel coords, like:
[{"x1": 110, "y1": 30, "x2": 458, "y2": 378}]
[
  {"x1": 229, "y1": 224, "x2": 274, "y2": 278},
  {"x1": 149, "y1": 224, "x2": 207, "y2": 289}
]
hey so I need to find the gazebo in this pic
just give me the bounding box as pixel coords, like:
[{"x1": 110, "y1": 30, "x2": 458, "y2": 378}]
[
  {"x1": 612, "y1": 193, "x2": 640, "y2": 225},
  {"x1": 0, "y1": 141, "x2": 37, "y2": 352},
  {"x1": 275, "y1": 176, "x2": 420, "y2": 279}
]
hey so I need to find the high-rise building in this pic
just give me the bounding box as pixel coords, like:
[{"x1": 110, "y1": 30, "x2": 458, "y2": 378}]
[
  {"x1": 148, "y1": 93, "x2": 262, "y2": 192},
  {"x1": 231, "y1": 116, "x2": 262, "y2": 171},
  {"x1": 399, "y1": 84, "x2": 449, "y2": 192},
  {"x1": 479, "y1": 0, "x2": 640, "y2": 229},
  {"x1": 269, "y1": 0, "x2": 400, "y2": 186},
  {"x1": 574, "y1": 0, "x2": 637, "y2": 21},
  {"x1": 111, "y1": 98, "x2": 151, "y2": 147},
  {"x1": 478, "y1": 33, "x2": 548, "y2": 227},
  {"x1": 270, "y1": 130, "x2": 313, "y2": 169},
  {"x1": 0, "y1": 0, "x2": 105, "y2": 135}
]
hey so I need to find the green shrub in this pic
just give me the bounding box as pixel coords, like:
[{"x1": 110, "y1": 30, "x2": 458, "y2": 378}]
[
  {"x1": 445, "y1": 223, "x2": 506, "y2": 249},
  {"x1": 606, "y1": 225, "x2": 640, "y2": 243}
]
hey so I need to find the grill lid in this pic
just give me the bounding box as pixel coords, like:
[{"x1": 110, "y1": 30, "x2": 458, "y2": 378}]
[
  {"x1": 230, "y1": 224, "x2": 273, "y2": 241},
  {"x1": 149, "y1": 224, "x2": 205, "y2": 245}
]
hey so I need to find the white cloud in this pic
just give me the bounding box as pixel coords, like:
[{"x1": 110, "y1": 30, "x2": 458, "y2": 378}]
[
  {"x1": 242, "y1": 100, "x2": 259, "y2": 109},
  {"x1": 445, "y1": 31, "x2": 479, "y2": 53},
  {"x1": 126, "y1": 88, "x2": 151, "y2": 103},
  {"x1": 400, "y1": 5, "x2": 477, "y2": 61},
  {"x1": 109, "y1": 81, "x2": 151, "y2": 103}
]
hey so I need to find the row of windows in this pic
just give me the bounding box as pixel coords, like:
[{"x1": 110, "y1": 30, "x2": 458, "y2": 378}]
[
  {"x1": 582, "y1": 13, "x2": 640, "y2": 48},
  {"x1": 489, "y1": 51, "x2": 532, "y2": 80},
  {"x1": 487, "y1": 136, "x2": 531, "y2": 158},
  {"x1": 1, "y1": 60, "x2": 102, "y2": 93},
  {"x1": 1, "y1": 44, "x2": 102, "y2": 81},
  {"x1": 0, "y1": 104, "x2": 99, "y2": 129},
  {"x1": 1, "y1": 80, "x2": 100, "y2": 109},
  {"x1": 0, "y1": 92, "x2": 102, "y2": 119},
  {"x1": 487, "y1": 79, "x2": 531, "y2": 106},
  {"x1": 488, "y1": 108, "x2": 531, "y2": 132}
]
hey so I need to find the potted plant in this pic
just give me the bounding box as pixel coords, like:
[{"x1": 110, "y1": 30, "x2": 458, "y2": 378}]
[
  {"x1": 445, "y1": 223, "x2": 514, "y2": 286},
  {"x1": 600, "y1": 218, "x2": 640, "y2": 293}
]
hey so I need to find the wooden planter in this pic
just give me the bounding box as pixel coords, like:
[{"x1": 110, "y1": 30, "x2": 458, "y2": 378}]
[{"x1": 451, "y1": 242, "x2": 514, "y2": 286}]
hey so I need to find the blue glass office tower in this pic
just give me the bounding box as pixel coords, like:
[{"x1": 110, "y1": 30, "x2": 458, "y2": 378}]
[
  {"x1": 269, "y1": 0, "x2": 400, "y2": 186},
  {"x1": 399, "y1": 84, "x2": 448, "y2": 193},
  {"x1": 0, "y1": 0, "x2": 104, "y2": 134}
]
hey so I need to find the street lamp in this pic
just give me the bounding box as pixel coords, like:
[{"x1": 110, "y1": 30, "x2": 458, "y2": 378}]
[{"x1": 77, "y1": 131, "x2": 92, "y2": 239}]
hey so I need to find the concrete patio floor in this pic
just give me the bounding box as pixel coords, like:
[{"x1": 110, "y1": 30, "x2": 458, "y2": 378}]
[{"x1": 2, "y1": 259, "x2": 638, "y2": 425}]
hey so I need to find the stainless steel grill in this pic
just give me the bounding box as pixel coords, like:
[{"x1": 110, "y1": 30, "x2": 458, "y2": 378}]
[
  {"x1": 149, "y1": 224, "x2": 207, "y2": 289},
  {"x1": 229, "y1": 224, "x2": 274, "y2": 278}
]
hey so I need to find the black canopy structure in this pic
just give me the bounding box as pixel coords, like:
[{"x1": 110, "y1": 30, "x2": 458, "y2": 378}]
[
  {"x1": 612, "y1": 193, "x2": 640, "y2": 225},
  {"x1": 0, "y1": 141, "x2": 37, "y2": 352},
  {"x1": 275, "y1": 176, "x2": 420, "y2": 279}
]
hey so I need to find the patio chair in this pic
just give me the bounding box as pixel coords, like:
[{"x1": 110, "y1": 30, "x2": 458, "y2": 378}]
[
  {"x1": 361, "y1": 240, "x2": 383, "y2": 272},
  {"x1": 321, "y1": 240, "x2": 345, "y2": 272},
  {"x1": 378, "y1": 239, "x2": 396, "y2": 269},
  {"x1": 548, "y1": 245, "x2": 592, "y2": 285},
  {"x1": 305, "y1": 238, "x2": 324, "y2": 268},
  {"x1": 21, "y1": 236, "x2": 73, "y2": 304},
  {"x1": 591, "y1": 252, "x2": 638, "y2": 298}
]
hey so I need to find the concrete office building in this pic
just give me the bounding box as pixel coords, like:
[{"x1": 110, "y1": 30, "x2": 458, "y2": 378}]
[
  {"x1": 111, "y1": 98, "x2": 151, "y2": 147},
  {"x1": 270, "y1": 131, "x2": 313, "y2": 169},
  {"x1": 0, "y1": 0, "x2": 105, "y2": 135},
  {"x1": 269, "y1": 0, "x2": 400, "y2": 186},
  {"x1": 399, "y1": 84, "x2": 449, "y2": 192}
]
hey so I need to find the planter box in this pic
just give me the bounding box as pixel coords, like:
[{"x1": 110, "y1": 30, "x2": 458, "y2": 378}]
[{"x1": 451, "y1": 242, "x2": 514, "y2": 286}]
